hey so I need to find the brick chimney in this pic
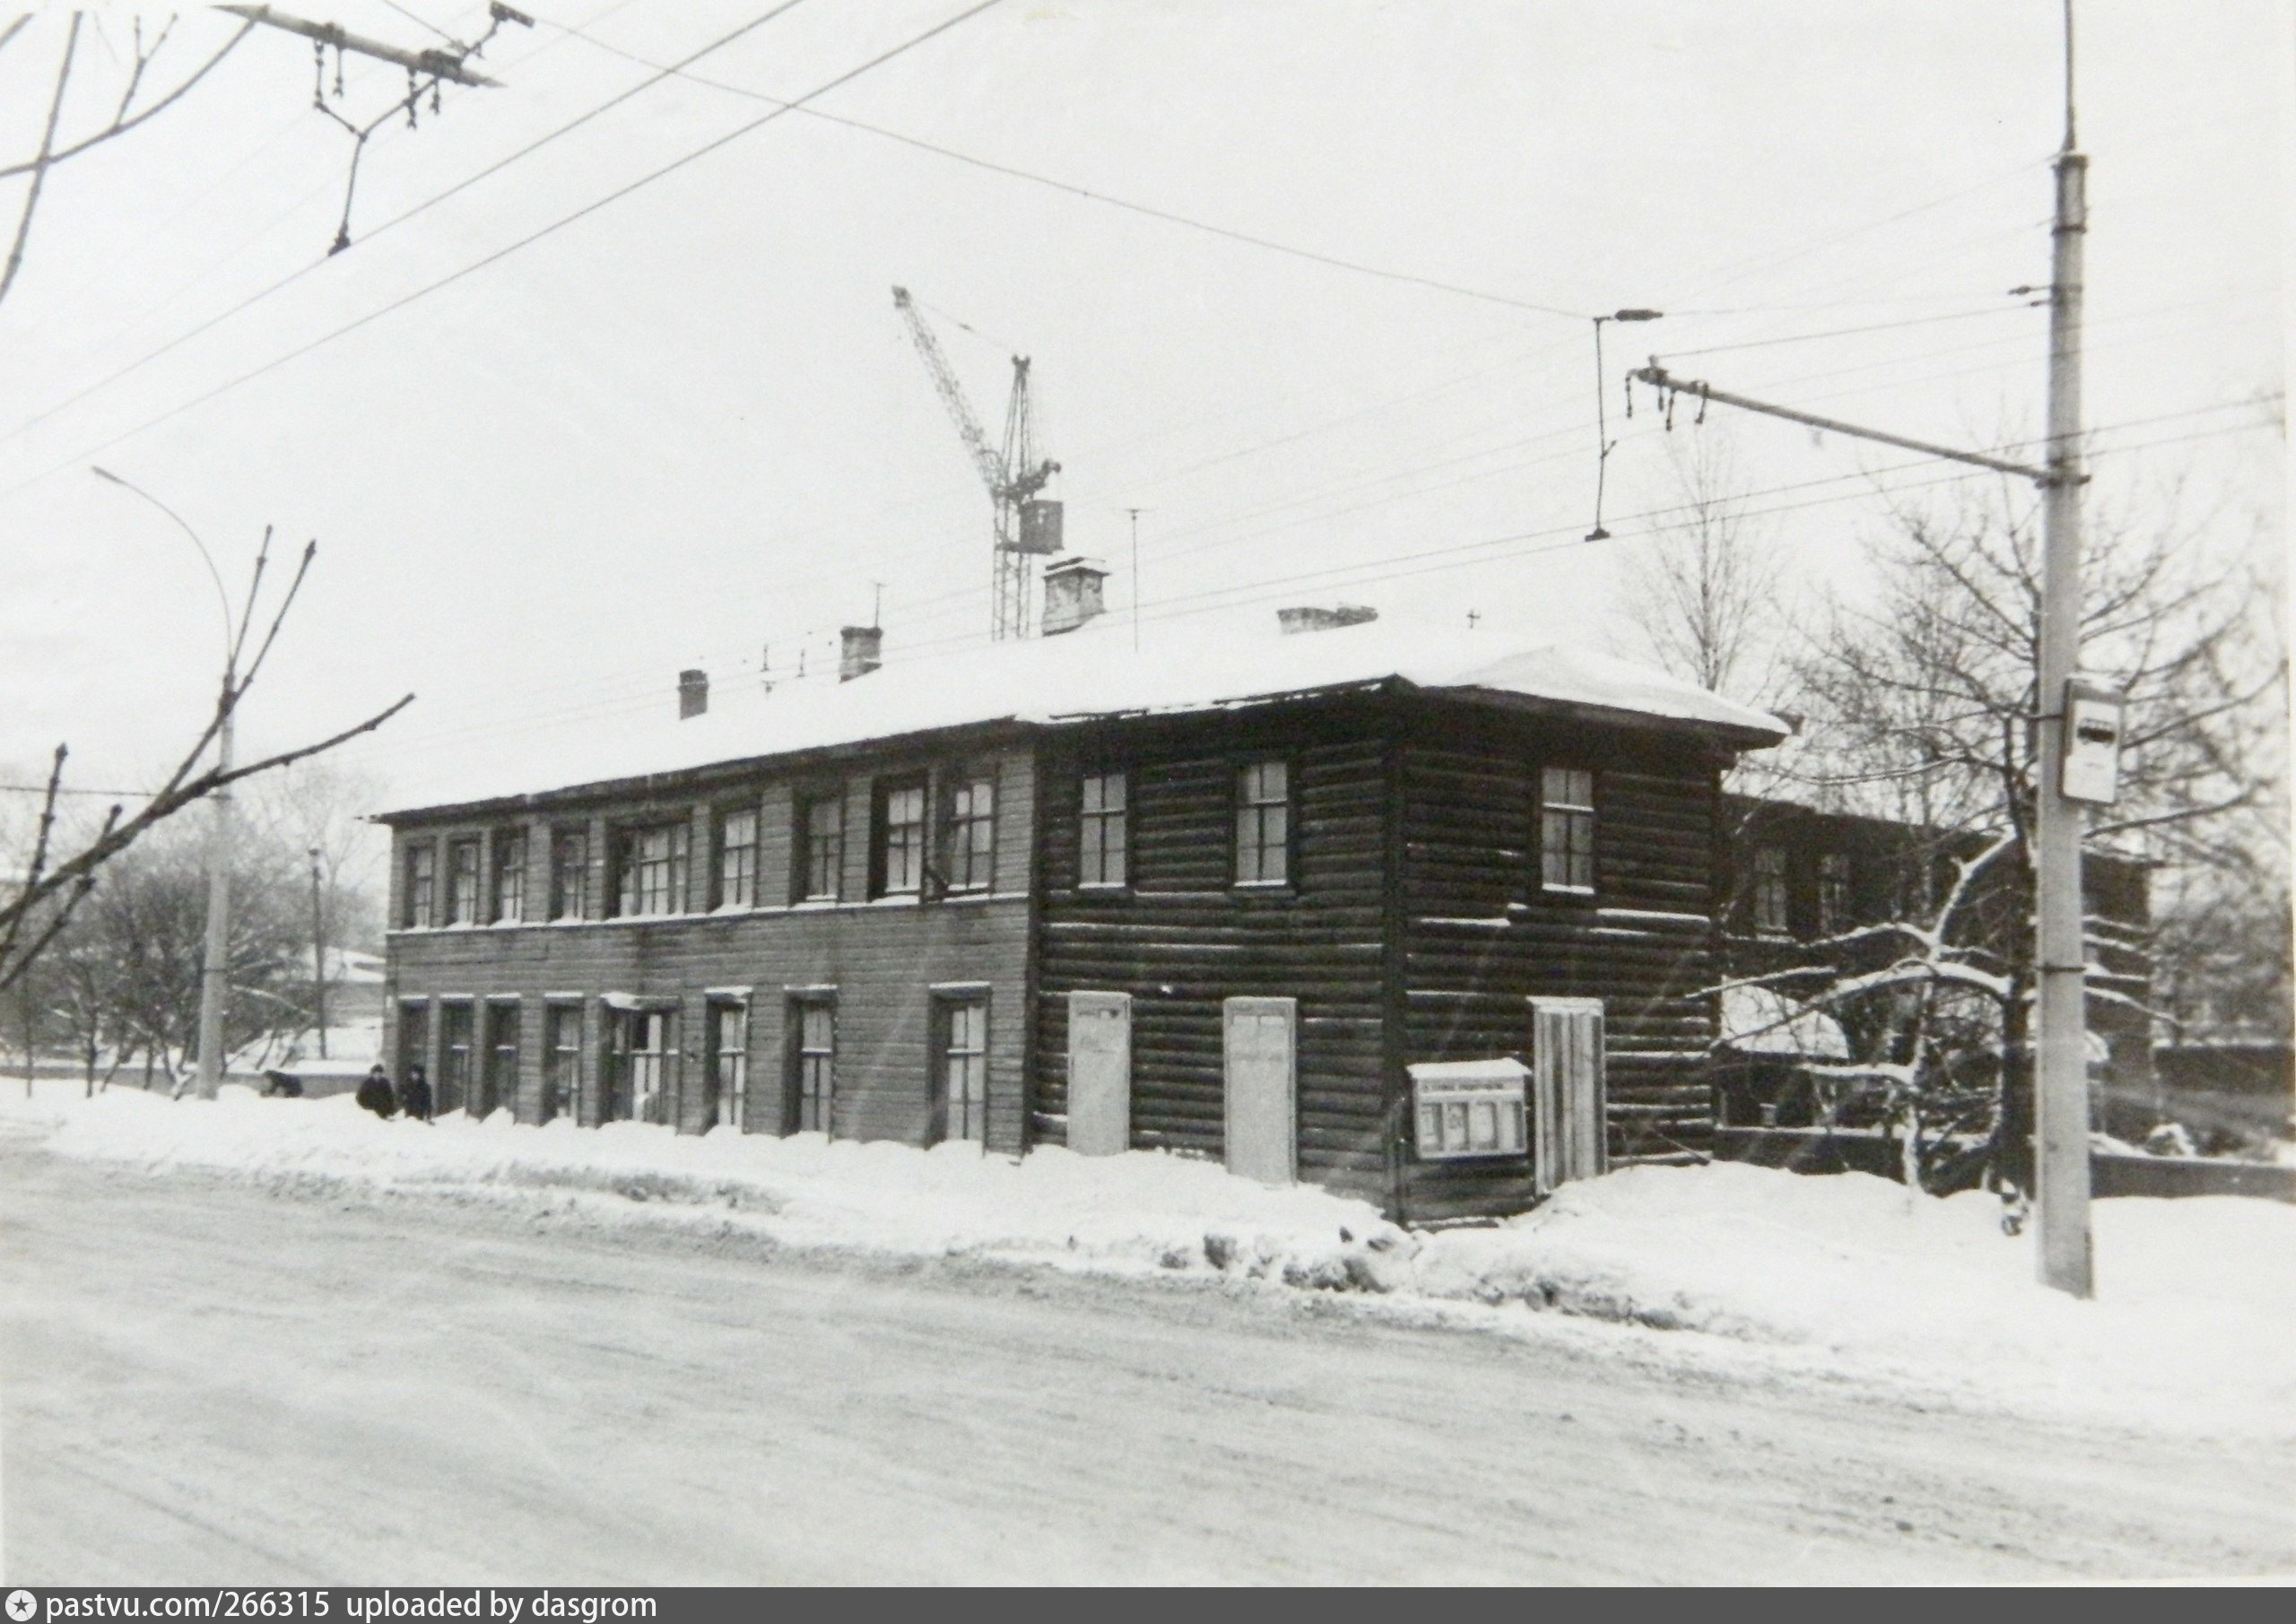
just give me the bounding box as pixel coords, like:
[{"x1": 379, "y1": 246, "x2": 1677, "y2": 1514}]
[
  {"x1": 1277, "y1": 604, "x2": 1378, "y2": 635},
  {"x1": 678, "y1": 668, "x2": 709, "y2": 719},
  {"x1": 1041, "y1": 556, "x2": 1108, "y2": 637},
  {"x1": 839, "y1": 625, "x2": 883, "y2": 682}
]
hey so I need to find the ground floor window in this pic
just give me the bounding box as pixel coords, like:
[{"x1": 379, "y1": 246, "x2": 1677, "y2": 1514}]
[
  {"x1": 396, "y1": 1000, "x2": 430, "y2": 1087},
  {"x1": 544, "y1": 1003, "x2": 582, "y2": 1123},
  {"x1": 481, "y1": 1002, "x2": 520, "y2": 1119},
  {"x1": 608, "y1": 1008, "x2": 674, "y2": 1125},
  {"x1": 439, "y1": 1002, "x2": 474, "y2": 1116},
  {"x1": 709, "y1": 1001, "x2": 748, "y2": 1133},
  {"x1": 935, "y1": 995, "x2": 988, "y2": 1145},
  {"x1": 790, "y1": 998, "x2": 834, "y2": 1134}
]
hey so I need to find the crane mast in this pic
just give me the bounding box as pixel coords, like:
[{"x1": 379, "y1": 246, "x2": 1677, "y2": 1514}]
[{"x1": 892, "y1": 286, "x2": 1061, "y2": 639}]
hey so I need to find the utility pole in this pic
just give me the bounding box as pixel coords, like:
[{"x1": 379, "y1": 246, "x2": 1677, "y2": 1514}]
[
  {"x1": 1631, "y1": 77, "x2": 2095, "y2": 1296},
  {"x1": 1120, "y1": 507, "x2": 1150, "y2": 650},
  {"x1": 2031, "y1": 13, "x2": 2093, "y2": 1298},
  {"x1": 308, "y1": 846, "x2": 328, "y2": 1060}
]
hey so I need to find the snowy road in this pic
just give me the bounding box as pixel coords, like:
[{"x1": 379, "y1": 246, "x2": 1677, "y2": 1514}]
[{"x1": 4, "y1": 1142, "x2": 2290, "y2": 1585}]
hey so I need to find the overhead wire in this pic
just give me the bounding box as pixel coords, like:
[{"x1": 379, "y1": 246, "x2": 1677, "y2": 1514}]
[{"x1": 0, "y1": 0, "x2": 1010, "y2": 505}]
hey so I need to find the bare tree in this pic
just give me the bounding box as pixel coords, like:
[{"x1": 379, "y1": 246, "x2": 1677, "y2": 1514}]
[
  {"x1": 1619, "y1": 429, "x2": 1793, "y2": 707},
  {"x1": 0, "y1": 11, "x2": 258, "y2": 308},
  {"x1": 1717, "y1": 481, "x2": 2285, "y2": 1194},
  {"x1": 0, "y1": 534, "x2": 413, "y2": 1002}
]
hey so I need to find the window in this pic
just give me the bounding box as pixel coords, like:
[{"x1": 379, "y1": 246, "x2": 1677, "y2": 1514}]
[
  {"x1": 543, "y1": 1003, "x2": 582, "y2": 1123},
  {"x1": 873, "y1": 777, "x2": 927, "y2": 898},
  {"x1": 1079, "y1": 770, "x2": 1127, "y2": 888},
  {"x1": 404, "y1": 842, "x2": 437, "y2": 929},
  {"x1": 614, "y1": 821, "x2": 690, "y2": 917},
  {"x1": 396, "y1": 999, "x2": 430, "y2": 1081},
  {"x1": 440, "y1": 1002, "x2": 474, "y2": 1115},
  {"x1": 1539, "y1": 767, "x2": 1596, "y2": 893},
  {"x1": 791, "y1": 999, "x2": 834, "y2": 1133},
  {"x1": 611, "y1": 1008, "x2": 673, "y2": 1124},
  {"x1": 1234, "y1": 760, "x2": 1290, "y2": 886},
  {"x1": 937, "y1": 996, "x2": 988, "y2": 1145},
  {"x1": 715, "y1": 807, "x2": 758, "y2": 909},
  {"x1": 796, "y1": 789, "x2": 844, "y2": 902},
  {"x1": 1817, "y1": 852, "x2": 1853, "y2": 936},
  {"x1": 943, "y1": 770, "x2": 996, "y2": 893},
  {"x1": 483, "y1": 1002, "x2": 519, "y2": 1118},
  {"x1": 447, "y1": 838, "x2": 483, "y2": 925},
  {"x1": 550, "y1": 828, "x2": 588, "y2": 921},
  {"x1": 491, "y1": 829, "x2": 526, "y2": 924},
  {"x1": 1752, "y1": 846, "x2": 1791, "y2": 936},
  {"x1": 709, "y1": 1001, "x2": 748, "y2": 1132}
]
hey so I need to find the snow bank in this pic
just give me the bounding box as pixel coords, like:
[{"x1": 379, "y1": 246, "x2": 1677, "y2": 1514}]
[{"x1": 4, "y1": 1080, "x2": 2289, "y2": 1435}]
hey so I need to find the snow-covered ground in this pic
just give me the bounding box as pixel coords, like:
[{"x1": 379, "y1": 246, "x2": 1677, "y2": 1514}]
[{"x1": 4, "y1": 1078, "x2": 2289, "y2": 1438}]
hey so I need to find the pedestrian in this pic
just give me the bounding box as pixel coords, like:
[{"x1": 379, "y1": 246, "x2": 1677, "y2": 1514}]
[
  {"x1": 401, "y1": 1061, "x2": 434, "y2": 1123},
  {"x1": 355, "y1": 1064, "x2": 397, "y2": 1118}
]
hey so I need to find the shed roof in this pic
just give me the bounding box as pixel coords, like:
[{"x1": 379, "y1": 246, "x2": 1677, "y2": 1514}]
[{"x1": 383, "y1": 612, "x2": 1787, "y2": 821}]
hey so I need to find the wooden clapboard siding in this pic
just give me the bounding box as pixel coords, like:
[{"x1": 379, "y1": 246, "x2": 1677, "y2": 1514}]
[
  {"x1": 1392, "y1": 698, "x2": 1730, "y2": 1221},
  {"x1": 386, "y1": 743, "x2": 1036, "y2": 1156},
  {"x1": 1033, "y1": 699, "x2": 1396, "y2": 1203}
]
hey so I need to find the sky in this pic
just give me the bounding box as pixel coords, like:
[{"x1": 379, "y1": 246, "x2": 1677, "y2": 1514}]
[{"x1": 0, "y1": 0, "x2": 2285, "y2": 835}]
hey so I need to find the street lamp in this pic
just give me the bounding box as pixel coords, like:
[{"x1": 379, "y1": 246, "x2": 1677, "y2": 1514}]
[{"x1": 91, "y1": 466, "x2": 237, "y2": 1101}]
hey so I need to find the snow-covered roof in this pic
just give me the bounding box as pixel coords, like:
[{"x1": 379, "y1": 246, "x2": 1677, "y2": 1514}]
[
  {"x1": 1718, "y1": 986, "x2": 1852, "y2": 1059},
  {"x1": 386, "y1": 612, "x2": 1787, "y2": 819}
]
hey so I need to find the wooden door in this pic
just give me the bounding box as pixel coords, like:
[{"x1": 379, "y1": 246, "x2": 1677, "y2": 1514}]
[
  {"x1": 1222, "y1": 996, "x2": 1297, "y2": 1185},
  {"x1": 1530, "y1": 997, "x2": 1606, "y2": 1194},
  {"x1": 1067, "y1": 992, "x2": 1132, "y2": 1157}
]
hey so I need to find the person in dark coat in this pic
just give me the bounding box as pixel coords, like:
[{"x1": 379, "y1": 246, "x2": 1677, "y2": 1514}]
[
  {"x1": 400, "y1": 1062, "x2": 434, "y2": 1123},
  {"x1": 355, "y1": 1064, "x2": 396, "y2": 1118}
]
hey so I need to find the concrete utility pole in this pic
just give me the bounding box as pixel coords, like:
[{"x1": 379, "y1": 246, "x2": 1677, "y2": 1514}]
[
  {"x1": 2031, "y1": 27, "x2": 2094, "y2": 1298},
  {"x1": 1630, "y1": 86, "x2": 2097, "y2": 1295},
  {"x1": 91, "y1": 467, "x2": 238, "y2": 1101},
  {"x1": 309, "y1": 846, "x2": 328, "y2": 1060}
]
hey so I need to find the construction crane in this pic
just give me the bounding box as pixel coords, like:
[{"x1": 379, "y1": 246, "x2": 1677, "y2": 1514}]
[{"x1": 892, "y1": 286, "x2": 1062, "y2": 640}]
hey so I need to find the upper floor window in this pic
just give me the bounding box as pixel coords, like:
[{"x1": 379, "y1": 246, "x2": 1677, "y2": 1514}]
[
  {"x1": 796, "y1": 789, "x2": 844, "y2": 902},
  {"x1": 1752, "y1": 846, "x2": 1791, "y2": 936},
  {"x1": 550, "y1": 827, "x2": 588, "y2": 921},
  {"x1": 614, "y1": 821, "x2": 689, "y2": 917},
  {"x1": 1816, "y1": 852, "x2": 1852, "y2": 936},
  {"x1": 447, "y1": 837, "x2": 483, "y2": 925},
  {"x1": 491, "y1": 829, "x2": 526, "y2": 924},
  {"x1": 873, "y1": 777, "x2": 927, "y2": 898},
  {"x1": 404, "y1": 841, "x2": 437, "y2": 929},
  {"x1": 943, "y1": 769, "x2": 996, "y2": 893},
  {"x1": 1539, "y1": 767, "x2": 1596, "y2": 893},
  {"x1": 1234, "y1": 760, "x2": 1290, "y2": 886},
  {"x1": 715, "y1": 807, "x2": 758, "y2": 909},
  {"x1": 1079, "y1": 770, "x2": 1127, "y2": 888}
]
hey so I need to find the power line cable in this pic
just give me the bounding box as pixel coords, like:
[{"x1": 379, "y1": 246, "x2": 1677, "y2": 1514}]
[{"x1": 0, "y1": 0, "x2": 1008, "y2": 505}]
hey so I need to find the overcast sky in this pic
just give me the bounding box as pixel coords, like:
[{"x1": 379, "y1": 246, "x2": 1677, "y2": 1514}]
[{"x1": 0, "y1": 0, "x2": 2283, "y2": 821}]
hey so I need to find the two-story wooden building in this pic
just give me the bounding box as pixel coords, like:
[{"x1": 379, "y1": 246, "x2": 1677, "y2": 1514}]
[{"x1": 378, "y1": 582, "x2": 1787, "y2": 1221}]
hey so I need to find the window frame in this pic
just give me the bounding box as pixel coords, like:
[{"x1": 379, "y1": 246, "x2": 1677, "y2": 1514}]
[
  {"x1": 870, "y1": 774, "x2": 929, "y2": 899},
  {"x1": 707, "y1": 998, "x2": 748, "y2": 1133},
  {"x1": 446, "y1": 837, "x2": 483, "y2": 925},
  {"x1": 439, "y1": 999, "x2": 475, "y2": 1114},
  {"x1": 1815, "y1": 851, "x2": 1853, "y2": 938},
  {"x1": 941, "y1": 766, "x2": 996, "y2": 895},
  {"x1": 549, "y1": 826, "x2": 589, "y2": 922},
  {"x1": 483, "y1": 998, "x2": 520, "y2": 1118},
  {"x1": 1077, "y1": 768, "x2": 1129, "y2": 890},
  {"x1": 542, "y1": 1001, "x2": 583, "y2": 1123},
  {"x1": 491, "y1": 829, "x2": 526, "y2": 925},
  {"x1": 933, "y1": 993, "x2": 990, "y2": 1147},
  {"x1": 613, "y1": 820, "x2": 691, "y2": 918},
  {"x1": 793, "y1": 786, "x2": 845, "y2": 903},
  {"x1": 1537, "y1": 765, "x2": 1598, "y2": 897},
  {"x1": 403, "y1": 841, "x2": 438, "y2": 930},
  {"x1": 787, "y1": 994, "x2": 836, "y2": 1135},
  {"x1": 1231, "y1": 757, "x2": 1292, "y2": 889},
  {"x1": 713, "y1": 803, "x2": 760, "y2": 911},
  {"x1": 1752, "y1": 845, "x2": 1792, "y2": 938}
]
